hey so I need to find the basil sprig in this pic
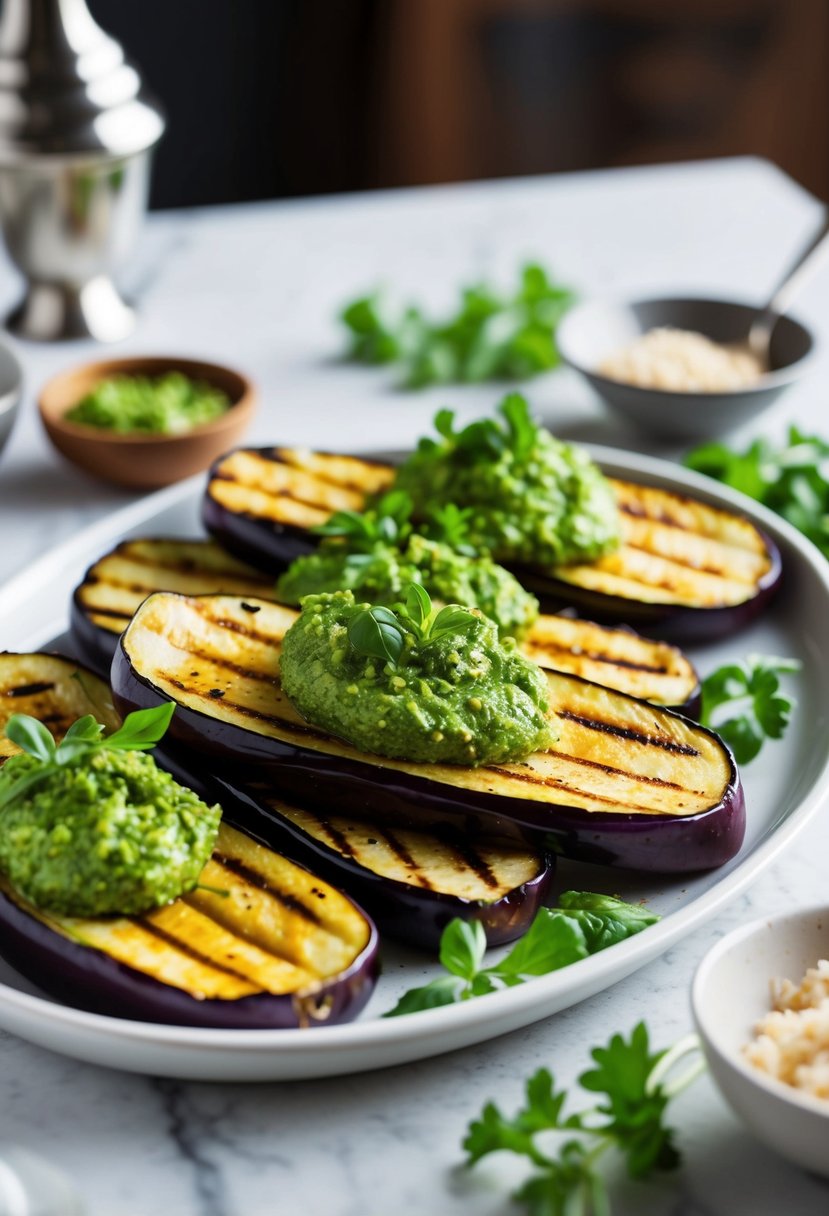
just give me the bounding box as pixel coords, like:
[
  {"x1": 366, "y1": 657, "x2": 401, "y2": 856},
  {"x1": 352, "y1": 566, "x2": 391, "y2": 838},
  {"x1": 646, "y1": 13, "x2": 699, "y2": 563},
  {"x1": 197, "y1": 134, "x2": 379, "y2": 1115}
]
[
  {"x1": 0, "y1": 703, "x2": 175, "y2": 810},
  {"x1": 385, "y1": 892, "x2": 660, "y2": 1016},
  {"x1": 347, "y1": 584, "x2": 479, "y2": 666}
]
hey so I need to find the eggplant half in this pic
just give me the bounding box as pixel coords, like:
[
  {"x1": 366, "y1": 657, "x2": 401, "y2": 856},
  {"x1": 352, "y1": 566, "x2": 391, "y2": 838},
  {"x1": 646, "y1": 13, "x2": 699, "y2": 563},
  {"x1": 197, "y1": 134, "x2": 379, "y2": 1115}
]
[
  {"x1": 201, "y1": 447, "x2": 781, "y2": 642},
  {"x1": 71, "y1": 538, "x2": 277, "y2": 674},
  {"x1": 113, "y1": 593, "x2": 745, "y2": 873},
  {"x1": 159, "y1": 751, "x2": 554, "y2": 950},
  {"x1": 0, "y1": 653, "x2": 378, "y2": 1029}
]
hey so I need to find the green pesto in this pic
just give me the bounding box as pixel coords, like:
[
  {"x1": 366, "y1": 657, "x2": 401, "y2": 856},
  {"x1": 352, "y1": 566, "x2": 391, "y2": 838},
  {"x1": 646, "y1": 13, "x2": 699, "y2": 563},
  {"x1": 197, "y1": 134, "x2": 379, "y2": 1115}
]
[
  {"x1": 392, "y1": 395, "x2": 620, "y2": 566},
  {"x1": 65, "y1": 371, "x2": 230, "y2": 435},
  {"x1": 0, "y1": 749, "x2": 221, "y2": 916},
  {"x1": 276, "y1": 533, "x2": 539, "y2": 640},
  {"x1": 279, "y1": 590, "x2": 555, "y2": 766}
]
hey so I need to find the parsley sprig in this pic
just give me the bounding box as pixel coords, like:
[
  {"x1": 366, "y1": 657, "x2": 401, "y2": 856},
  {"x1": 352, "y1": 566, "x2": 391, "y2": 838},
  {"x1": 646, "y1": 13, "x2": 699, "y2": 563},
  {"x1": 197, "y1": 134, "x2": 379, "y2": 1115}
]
[
  {"x1": 700, "y1": 654, "x2": 800, "y2": 765},
  {"x1": 0, "y1": 703, "x2": 175, "y2": 810},
  {"x1": 347, "y1": 584, "x2": 479, "y2": 667},
  {"x1": 462, "y1": 1023, "x2": 703, "y2": 1216},
  {"x1": 685, "y1": 427, "x2": 829, "y2": 559},
  {"x1": 341, "y1": 263, "x2": 575, "y2": 388},
  {"x1": 421, "y1": 392, "x2": 539, "y2": 464},
  {"x1": 384, "y1": 893, "x2": 659, "y2": 1016},
  {"x1": 312, "y1": 489, "x2": 413, "y2": 549}
]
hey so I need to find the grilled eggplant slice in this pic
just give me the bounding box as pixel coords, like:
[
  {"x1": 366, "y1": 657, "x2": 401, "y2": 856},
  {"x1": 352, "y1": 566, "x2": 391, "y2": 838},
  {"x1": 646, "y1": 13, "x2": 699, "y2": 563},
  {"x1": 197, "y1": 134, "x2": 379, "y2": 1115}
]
[
  {"x1": 113, "y1": 593, "x2": 745, "y2": 872},
  {"x1": 0, "y1": 654, "x2": 378, "y2": 1028},
  {"x1": 201, "y1": 447, "x2": 781, "y2": 642},
  {"x1": 71, "y1": 538, "x2": 277, "y2": 674},
  {"x1": 0, "y1": 822, "x2": 379, "y2": 1028},
  {"x1": 158, "y1": 752, "x2": 554, "y2": 950}
]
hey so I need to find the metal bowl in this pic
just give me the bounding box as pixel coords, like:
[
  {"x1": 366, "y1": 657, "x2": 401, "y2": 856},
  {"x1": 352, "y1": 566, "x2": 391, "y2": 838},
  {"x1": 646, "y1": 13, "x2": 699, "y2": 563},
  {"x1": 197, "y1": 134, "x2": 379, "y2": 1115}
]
[
  {"x1": 0, "y1": 339, "x2": 22, "y2": 457},
  {"x1": 557, "y1": 297, "x2": 815, "y2": 441}
]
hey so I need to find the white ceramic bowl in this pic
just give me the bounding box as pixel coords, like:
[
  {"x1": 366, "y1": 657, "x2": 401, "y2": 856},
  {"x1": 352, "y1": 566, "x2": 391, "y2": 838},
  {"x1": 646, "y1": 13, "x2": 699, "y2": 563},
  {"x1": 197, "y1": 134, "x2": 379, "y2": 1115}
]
[{"x1": 691, "y1": 906, "x2": 829, "y2": 1178}]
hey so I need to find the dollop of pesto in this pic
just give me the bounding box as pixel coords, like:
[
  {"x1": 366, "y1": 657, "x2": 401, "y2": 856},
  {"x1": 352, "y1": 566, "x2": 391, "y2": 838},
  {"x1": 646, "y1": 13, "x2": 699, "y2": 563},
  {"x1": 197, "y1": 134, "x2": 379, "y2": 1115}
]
[
  {"x1": 277, "y1": 533, "x2": 539, "y2": 640},
  {"x1": 0, "y1": 749, "x2": 221, "y2": 916},
  {"x1": 392, "y1": 394, "x2": 620, "y2": 566},
  {"x1": 279, "y1": 589, "x2": 555, "y2": 766},
  {"x1": 65, "y1": 371, "x2": 231, "y2": 435}
]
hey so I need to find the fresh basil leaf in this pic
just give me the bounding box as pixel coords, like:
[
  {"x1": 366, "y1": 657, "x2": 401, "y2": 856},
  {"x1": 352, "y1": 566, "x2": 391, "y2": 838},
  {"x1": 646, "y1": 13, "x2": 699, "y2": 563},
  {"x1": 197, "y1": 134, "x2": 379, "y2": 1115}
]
[
  {"x1": 405, "y1": 582, "x2": 432, "y2": 630},
  {"x1": 5, "y1": 714, "x2": 57, "y2": 763},
  {"x1": 490, "y1": 910, "x2": 588, "y2": 980},
  {"x1": 429, "y1": 605, "x2": 478, "y2": 642},
  {"x1": 347, "y1": 605, "x2": 405, "y2": 665},
  {"x1": 312, "y1": 509, "x2": 372, "y2": 540},
  {"x1": 382, "y1": 975, "x2": 463, "y2": 1018},
  {"x1": 104, "y1": 702, "x2": 175, "y2": 750},
  {"x1": 60, "y1": 714, "x2": 104, "y2": 745},
  {"x1": 556, "y1": 892, "x2": 659, "y2": 952},
  {"x1": 439, "y1": 918, "x2": 487, "y2": 981}
]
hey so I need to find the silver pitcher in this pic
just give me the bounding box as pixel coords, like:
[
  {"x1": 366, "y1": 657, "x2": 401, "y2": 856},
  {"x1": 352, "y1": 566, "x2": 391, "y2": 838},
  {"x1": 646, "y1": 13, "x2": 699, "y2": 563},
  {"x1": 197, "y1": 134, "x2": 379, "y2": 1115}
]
[{"x1": 0, "y1": 0, "x2": 165, "y2": 341}]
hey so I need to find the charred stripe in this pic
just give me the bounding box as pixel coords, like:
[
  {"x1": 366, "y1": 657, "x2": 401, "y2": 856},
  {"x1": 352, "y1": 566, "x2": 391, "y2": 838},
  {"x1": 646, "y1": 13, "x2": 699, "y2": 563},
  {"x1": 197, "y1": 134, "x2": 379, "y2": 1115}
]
[
  {"x1": 556, "y1": 710, "x2": 700, "y2": 755},
  {"x1": 213, "y1": 853, "x2": 322, "y2": 925}
]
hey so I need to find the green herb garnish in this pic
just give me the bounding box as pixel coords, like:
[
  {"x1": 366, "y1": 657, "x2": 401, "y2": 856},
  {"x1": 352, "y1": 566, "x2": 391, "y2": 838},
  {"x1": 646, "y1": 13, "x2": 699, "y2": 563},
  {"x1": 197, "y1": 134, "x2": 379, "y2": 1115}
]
[
  {"x1": 462, "y1": 1023, "x2": 703, "y2": 1216},
  {"x1": 313, "y1": 489, "x2": 414, "y2": 549},
  {"x1": 685, "y1": 428, "x2": 829, "y2": 559},
  {"x1": 341, "y1": 263, "x2": 575, "y2": 388},
  {"x1": 422, "y1": 393, "x2": 538, "y2": 464},
  {"x1": 0, "y1": 703, "x2": 176, "y2": 810},
  {"x1": 347, "y1": 584, "x2": 479, "y2": 667},
  {"x1": 700, "y1": 654, "x2": 800, "y2": 765},
  {"x1": 384, "y1": 893, "x2": 659, "y2": 1016}
]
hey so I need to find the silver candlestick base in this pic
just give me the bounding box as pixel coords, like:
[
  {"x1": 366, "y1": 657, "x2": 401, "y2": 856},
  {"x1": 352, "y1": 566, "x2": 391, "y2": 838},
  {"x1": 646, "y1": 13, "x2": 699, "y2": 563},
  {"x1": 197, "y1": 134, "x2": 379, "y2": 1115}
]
[{"x1": 7, "y1": 278, "x2": 136, "y2": 344}]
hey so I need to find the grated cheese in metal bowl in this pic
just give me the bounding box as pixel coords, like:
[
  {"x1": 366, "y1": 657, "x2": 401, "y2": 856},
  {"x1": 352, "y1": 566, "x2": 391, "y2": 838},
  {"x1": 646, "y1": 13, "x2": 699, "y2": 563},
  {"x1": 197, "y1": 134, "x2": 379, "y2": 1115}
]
[
  {"x1": 743, "y1": 959, "x2": 829, "y2": 1101},
  {"x1": 599, "y1": 327, "x2": 765, "y2": 392}
]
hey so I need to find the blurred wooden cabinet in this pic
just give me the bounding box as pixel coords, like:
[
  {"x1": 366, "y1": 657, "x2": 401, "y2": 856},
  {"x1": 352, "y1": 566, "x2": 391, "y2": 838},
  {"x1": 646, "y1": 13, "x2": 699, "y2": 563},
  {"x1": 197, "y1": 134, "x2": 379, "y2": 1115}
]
[{"x1": 373, "y1": 0, "x2": 829, "y2": 198}]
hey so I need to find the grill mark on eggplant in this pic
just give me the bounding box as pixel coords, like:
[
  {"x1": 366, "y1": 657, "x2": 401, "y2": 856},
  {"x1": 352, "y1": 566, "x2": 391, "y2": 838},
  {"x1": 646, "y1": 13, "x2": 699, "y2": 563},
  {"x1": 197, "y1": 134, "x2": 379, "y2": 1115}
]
[
  {"x1": 77, "y1": 601, "x2": 132, "y2": 622},
  {"x1": 486, "y1": 764, "x2": 664, "y2": 812},
  {"x1": 165, "y1": 644, "x2": 281, "y2": 688},
  {"x1": 275, "y1": 449, "x2": 389, "y2": 495},
  {"x1": 210, "y1": 466, "x2": 341, "y2": 517},
  {"x1": 527, "y1": 640, "x2": 668, "y2": 676},
  {"x1": 374, "y1": 827, "x2": 436, "y2": 891},
  {"x1": 556, "y1": 709, "x2": 700, "y2": 755},
  {"x1": 530, "y1": 748, "x2": 693, "y2": 791},
  {"x1": 129, "y1": 917, "x2": 262, "y2": 985},
  {"x1": 619, "y1": 502, "x2": 690, "y2": 530},
  {"x1": 4, "y1": 681, "x2": 56, "y2": 697},
  {"x1": 288, "y1": 809, "x2": 359, "y2": 859},
  {"x1": 620, "y1": 541, "x2": 750, "y2": 582},
  {"x1": 189, "y1": 601, "x2": 293, "y2": 649},
  {"x1": 212, "y1": 853, "x2": 322, "y2": 925},
  {"x1": 442, "y1": 837, "x2": 501, "y2": 890}
]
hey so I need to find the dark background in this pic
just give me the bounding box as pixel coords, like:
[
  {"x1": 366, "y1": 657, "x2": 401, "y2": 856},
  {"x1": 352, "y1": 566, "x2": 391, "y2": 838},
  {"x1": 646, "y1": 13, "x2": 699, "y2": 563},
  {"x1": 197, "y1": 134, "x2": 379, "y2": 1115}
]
[{"x1": 88, "y1": 0, "x2": 829, "y2": 210}]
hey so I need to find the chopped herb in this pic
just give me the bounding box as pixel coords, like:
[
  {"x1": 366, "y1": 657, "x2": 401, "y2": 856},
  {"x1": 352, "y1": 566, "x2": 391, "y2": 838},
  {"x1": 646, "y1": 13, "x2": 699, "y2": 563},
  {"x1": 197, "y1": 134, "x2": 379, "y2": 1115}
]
[
  {"x1": 684, "y1": 428, "x2": 829, "y2": 559},
  {"x1": 462, "y1": 1023, "x2": 704, "y2": 1216},
  {"x1": 700, "y1": 654, "x2": 800, "y2": 765},
  {"x1": 340, "y1": 263, "x2": 575, "y2": 388},
  {"x1": 384, "y1": 893, "x2": 659, "y2": 1016}
]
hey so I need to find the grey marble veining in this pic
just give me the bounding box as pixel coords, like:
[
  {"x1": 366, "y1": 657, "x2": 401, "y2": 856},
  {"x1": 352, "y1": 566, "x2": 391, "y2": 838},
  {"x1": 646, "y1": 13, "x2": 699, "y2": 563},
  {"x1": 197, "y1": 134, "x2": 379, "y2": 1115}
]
[{"x1": 0, "y1": 158, "x2": 828, "y2": 1215}]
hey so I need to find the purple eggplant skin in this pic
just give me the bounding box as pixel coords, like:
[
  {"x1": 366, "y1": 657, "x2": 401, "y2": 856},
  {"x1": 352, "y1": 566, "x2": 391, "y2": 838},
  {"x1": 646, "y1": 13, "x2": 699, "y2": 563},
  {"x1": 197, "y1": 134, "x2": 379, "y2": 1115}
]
[
  {"x1": 514, "y1": 528, "x2": 783, "y2": 647},
  {"x1": 157, "y1": 750, "x2": 555, "y2": 950},
  {"x1": 202, "y1": 450, "x2": 317, "y2": 573},
  {"x1": 114, "y1": 644, "x2": 745, "y2": 874},
  {"x1": 0, "y1": 885, "x2": 380, "y2": 1030},
  {"x1": 69, "y1": 587, "x2": 121, "y2": 677}
]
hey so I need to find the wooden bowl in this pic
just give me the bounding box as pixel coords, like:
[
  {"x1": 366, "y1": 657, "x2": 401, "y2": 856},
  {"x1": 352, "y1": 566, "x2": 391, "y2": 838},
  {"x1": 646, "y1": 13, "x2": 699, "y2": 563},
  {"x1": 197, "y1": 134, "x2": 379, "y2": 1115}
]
[{"x1": 38, "y1": 356, "x2": 256, "y2": 490}]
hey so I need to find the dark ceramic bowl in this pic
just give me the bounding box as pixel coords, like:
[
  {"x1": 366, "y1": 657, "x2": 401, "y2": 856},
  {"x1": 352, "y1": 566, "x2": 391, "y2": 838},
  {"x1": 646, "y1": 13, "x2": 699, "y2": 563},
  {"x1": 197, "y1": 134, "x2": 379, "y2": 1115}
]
[{"x1": 557, "y1": 297, "x2": 814, "y2": 441}]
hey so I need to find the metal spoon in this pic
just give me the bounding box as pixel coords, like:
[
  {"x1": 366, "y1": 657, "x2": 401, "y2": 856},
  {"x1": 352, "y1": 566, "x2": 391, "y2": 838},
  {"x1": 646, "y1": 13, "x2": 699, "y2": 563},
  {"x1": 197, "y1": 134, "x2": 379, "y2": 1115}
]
[{"x1": 748, "y1": 209, "x2": 829, "y2": 368}]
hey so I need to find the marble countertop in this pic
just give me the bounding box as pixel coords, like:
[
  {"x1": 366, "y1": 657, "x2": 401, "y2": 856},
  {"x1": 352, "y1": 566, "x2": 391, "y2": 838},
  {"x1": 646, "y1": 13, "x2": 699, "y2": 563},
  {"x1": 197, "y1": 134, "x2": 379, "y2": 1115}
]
[{"x1": 0, "y1": 157, "x2": 828, "y2": 1216}]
